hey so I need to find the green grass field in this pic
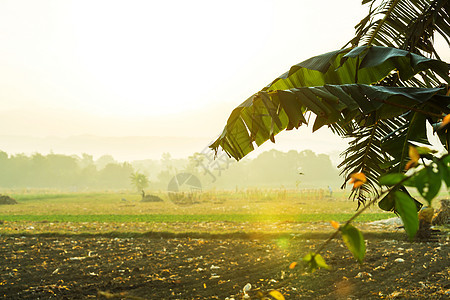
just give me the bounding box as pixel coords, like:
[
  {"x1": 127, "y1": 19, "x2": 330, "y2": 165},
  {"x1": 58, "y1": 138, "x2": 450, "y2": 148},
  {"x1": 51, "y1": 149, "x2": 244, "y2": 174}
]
[
  {"x1": 15, "y1": 189, "x2": 450, "y2": 239},
  {"x1": 0, "y1": 189, "x2": 394, "y2": 217},
  {"x1": 0, "y1": 189, "x2": 401, "y2": 236},
  {"x1": 0, "y1": 212, "x2": 394, "y2": 223}
]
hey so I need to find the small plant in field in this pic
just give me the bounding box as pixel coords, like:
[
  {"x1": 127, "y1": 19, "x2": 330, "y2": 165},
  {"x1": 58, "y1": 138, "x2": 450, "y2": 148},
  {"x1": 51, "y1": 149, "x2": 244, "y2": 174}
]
[{"x1": 129, "y1": 172, "x2": 149, "y2": 194}]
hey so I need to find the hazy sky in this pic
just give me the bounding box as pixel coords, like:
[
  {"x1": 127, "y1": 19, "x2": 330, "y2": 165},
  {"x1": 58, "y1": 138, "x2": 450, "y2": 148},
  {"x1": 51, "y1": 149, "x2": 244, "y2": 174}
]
[{"x1": 0, "y1": 1, "x2": 448, "y2": 160}]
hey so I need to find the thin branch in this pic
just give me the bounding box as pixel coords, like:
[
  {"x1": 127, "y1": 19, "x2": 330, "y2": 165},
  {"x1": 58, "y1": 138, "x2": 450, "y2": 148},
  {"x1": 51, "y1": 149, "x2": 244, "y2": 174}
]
[
  {"x1": 311, "y1": 152, "x2": 450, "y2": 261},
  {"x1": 313, "y1": 189, "x2": 387, "y2": 257}
]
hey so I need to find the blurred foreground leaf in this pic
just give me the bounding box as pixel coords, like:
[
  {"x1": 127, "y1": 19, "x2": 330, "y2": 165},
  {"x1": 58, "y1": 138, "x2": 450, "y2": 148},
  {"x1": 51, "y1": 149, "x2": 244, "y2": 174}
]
[
  {"x1": 404, "y1": 166, "x2": 441, "y2": 205},
  {"x1": 341, "y1": 224, "x2": 365, "y2": 264},
  {"x1": 394, "y1": 191, "x2": 419, "y2": 241},
  {"x1": 378, "y1": 173, "x2": 406, "y2": 186},
  {"x1": 437, "y1": 159, "x2": 450, "y2": 189},
  {"x1": 302, "y1": 252, "x2": 330, "y2": 272},
  {"x1": 267, "y1": 290, "x2": 285, "y2": 300}
]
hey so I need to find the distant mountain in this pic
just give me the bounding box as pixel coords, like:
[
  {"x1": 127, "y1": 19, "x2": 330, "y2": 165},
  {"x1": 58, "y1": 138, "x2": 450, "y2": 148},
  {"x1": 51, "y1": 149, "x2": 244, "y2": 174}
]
[
  {"x1": 0, "y1": 130, "x2": 348, "y2": 164},
  {"x1": 0, "y1": 135, "x2": 211, "y2": 161}
]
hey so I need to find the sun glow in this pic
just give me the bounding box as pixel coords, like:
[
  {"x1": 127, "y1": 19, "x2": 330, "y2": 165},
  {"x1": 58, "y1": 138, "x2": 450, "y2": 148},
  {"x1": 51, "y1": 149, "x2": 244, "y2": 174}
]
[{"x1": 4, "y1": 0, "x2": 443, "y2": 160}]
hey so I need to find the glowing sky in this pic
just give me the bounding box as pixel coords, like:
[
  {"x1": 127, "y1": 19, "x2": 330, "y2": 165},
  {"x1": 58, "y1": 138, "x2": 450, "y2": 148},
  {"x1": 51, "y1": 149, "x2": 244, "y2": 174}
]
[{"x1": 0, "y1": 0, "x2": 448, "y2": 160}]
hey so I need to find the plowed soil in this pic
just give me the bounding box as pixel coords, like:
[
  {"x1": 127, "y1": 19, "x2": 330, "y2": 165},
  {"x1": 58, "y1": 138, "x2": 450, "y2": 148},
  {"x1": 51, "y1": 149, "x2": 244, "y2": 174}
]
[{"x1": 0, "y1": 228, "x2": 449, "y2": 299}]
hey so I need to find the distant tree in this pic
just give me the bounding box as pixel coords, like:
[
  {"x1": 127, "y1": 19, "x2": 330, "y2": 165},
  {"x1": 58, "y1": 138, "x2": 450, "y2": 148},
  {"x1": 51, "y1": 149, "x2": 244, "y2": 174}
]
[
  {"x1": 0, "y1": 151, "x2": 139, "y2": 190},
  {"x1": 8, "y1": 154, "x2": 31, "y2": 186},
  {"x1": 0, "y1": 151, "x2": 7, "y2": 161},
  {"x1": 297, "y1": 150, "x2": 338, "y2": 182},
  {"x1": 0, "y1": 151, "x2": 10, "y2": 186},
  {"x1": 79, "y1": 153, "x2": 94, "y2": 169},
  {"x1": 98, "y1": 162, "x2": 134, "y2": 189},
  {"x1": 161, "y1": 152, "x2": 173, "y2": 172},
  {"x1": 96, "y1": 155, "x2": 116, "y2": 170},
  {"x1": 186, "y1": 152, "x2": 205, "y2": 174},
  {"x1": 130, "y1": 171, "x2": 150, "y2": 193},
  {"x1": 78, "y1": 164, "x2": 98, "y2": 188},
  {"x1": 156, "y1": 169, "x2": 173, "y2": 188},
  {"x1": 30, "y1": 153, "x2": 48, "y2": 187},
  {"x1": 45, "y1": 154, "x2": 80, "y2": 188}
]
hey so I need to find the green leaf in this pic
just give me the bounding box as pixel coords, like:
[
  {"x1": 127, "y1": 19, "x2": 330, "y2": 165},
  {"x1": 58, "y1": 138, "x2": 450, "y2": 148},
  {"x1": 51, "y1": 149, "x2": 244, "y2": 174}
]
[
  {"x1": 438, "y1": 160, "x2": 450, "y2": 190},
  {"x1": 416, "y1": 147, "x2": 437, "y2": 155},
  {"x1": 267, "y1": 45, "x2": 449, "y2": 92},
  {"x1": 314, "y1": 253, "x2": 330, "y2": 270},
  {"x1": 378, "y1": 173, "x2": 407, "y2": 186},
  {"x1": 405, "y1": 166, "x2": 442, "y2": 205},
  {"x1": 378, "y1": 190, "x2": 395, "y2": 211},
  {"x1": 394, "y1": 191, "x2": 419, "y2": 241},
  {"x1": 441, "y1": 154, "x2": 450, "y2": 165},
  {"x1": 439, "y1": 155, "x2": 450, "y2": 190},
  {"x1": 295, "y1": 49, "x2": 342, "y2": 73},
  {"x1": 210, "y1": 84, "x2": 447, "y2": 160},
  {"x1": 302, "y1": 252, "x2": 330, "y2": 272},
  {"x1": 302, "y1": 252, "x2": 316, "y2": 272},
  {"x1": 210, "y1": 45, "x2": 450, "y2": 161},
  {"x1": 378, "y1": 186, "x2": 422, "y2": 212},
  {"x1": 340, "y1": 224, "x2": 365, "y2": 264},
  {"x1": 359, "y1": 46, "x2": 449, "y2": 82}
]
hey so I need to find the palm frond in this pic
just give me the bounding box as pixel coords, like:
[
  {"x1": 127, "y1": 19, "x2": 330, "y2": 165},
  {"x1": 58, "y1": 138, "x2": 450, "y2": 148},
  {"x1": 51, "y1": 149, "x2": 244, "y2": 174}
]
[
  {"x1": 351, "y1": 0, "x2": 450, "y2": 57},
  {"x1": 336, "y1": 0, "x2": 450, "y2": 206},
  {"x1": 338, "y1": 118, "x2": 403, "y2": 207}
]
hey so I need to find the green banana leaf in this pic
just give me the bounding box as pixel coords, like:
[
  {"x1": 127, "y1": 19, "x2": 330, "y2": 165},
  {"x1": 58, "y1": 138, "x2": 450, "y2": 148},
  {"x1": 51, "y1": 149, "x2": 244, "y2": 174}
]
[
  {"x1": 264, "y1": 45, "x2": 449, "y2": 92},
  {"x1": 210, "y1": 84, "x2": 447, "y2": 160},
  {"x1": 210, "y1": 46, "x2": 450, "y2": 161}
]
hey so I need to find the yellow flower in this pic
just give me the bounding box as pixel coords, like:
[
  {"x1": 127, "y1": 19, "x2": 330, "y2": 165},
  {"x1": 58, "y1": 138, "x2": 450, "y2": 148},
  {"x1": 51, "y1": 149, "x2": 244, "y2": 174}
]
[
  {"x1": 330, "y1": 220, "x2": 340, "y2": 229},
  {"x1": 348, "y1": 172, "x2": 367, "y2": 189},
  {"x1": 289, "y1": 262, "x2": 297, "y2": 269},
  {"x1": 405, "y1": 145, "x2": 420, "y2": 170},
  {"x1": 439, "y1": 114, "x2": 450, "y2": 129}
]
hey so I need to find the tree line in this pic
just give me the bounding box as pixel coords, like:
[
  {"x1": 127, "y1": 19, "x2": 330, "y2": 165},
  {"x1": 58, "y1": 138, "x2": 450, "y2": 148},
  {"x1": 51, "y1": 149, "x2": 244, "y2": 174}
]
[
  {"x1": 0, "y1": 151, "x2": 133, "y2": 190},
  {"x1": 0, "y1": 149, "x2": 340, "y2": 190},
  {"x1": 186, "y1": 149, "x2": 341, "y2": 189}
]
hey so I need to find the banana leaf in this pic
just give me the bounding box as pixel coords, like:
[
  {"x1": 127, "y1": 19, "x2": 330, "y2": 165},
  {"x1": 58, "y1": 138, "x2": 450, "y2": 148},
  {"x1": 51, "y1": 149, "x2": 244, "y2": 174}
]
[
  {"x1": 210, "y1": 46, "x2": 450, "y2": 161},
  {"x1": 210, "y1": 84, "x2": 448, "y2": 160}
]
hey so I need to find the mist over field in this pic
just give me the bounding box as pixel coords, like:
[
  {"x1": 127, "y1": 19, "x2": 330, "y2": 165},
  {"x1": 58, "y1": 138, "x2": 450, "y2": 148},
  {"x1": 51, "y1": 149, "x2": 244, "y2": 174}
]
[
  {"x1": 0, "y1": 129, "x2": 347, "y2": 163},
  {"x1": 0, "y1": 148, "x2": 342, "y2": 191}
]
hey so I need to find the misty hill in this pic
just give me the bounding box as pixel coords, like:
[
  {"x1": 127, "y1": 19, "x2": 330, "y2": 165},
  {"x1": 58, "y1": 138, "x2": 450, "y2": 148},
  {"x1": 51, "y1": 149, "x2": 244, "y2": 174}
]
[
  {"x1": 0, "y1": 133, "x2": 347, "y2": 166},
  {"x1": 0, "y1": 135, "x2": 209, "y2": 161}
]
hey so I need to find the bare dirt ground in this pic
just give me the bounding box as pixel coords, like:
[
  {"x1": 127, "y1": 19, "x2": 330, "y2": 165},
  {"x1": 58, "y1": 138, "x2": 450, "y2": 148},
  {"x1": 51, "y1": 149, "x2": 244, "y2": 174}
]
[{"x1": 0, "y1": 226, "x2": 449, "y2": 299}]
